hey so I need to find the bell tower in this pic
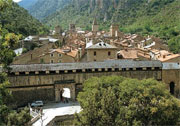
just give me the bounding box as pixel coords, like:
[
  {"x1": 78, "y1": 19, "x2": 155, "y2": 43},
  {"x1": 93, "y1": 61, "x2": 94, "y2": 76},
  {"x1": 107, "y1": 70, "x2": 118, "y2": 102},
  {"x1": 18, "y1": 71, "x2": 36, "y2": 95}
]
[
  {"x1": 110, "y1": 24, "x2": 119, "y2": 37},
  {"x1": 92, "y1": 18, "x2": 99, "y2": 32}
]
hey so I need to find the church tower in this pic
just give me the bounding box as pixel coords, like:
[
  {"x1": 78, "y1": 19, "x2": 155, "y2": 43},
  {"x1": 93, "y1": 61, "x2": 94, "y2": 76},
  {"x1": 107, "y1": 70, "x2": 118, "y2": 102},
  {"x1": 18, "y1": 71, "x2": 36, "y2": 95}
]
[
  {"x1": 110, "y1": 24, "x2": 119, "y2": 37},
  {"x1": 55, "y1": 25, "x2": 62, "y2": 35},
  {"x1": 92, "y1": 18, "x2": 99, "y2": 32}
]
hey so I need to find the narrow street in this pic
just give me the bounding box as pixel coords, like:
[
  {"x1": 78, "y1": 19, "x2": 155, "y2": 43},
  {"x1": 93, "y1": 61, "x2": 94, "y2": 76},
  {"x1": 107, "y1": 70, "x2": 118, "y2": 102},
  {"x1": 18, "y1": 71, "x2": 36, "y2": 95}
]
[{"x1": 32, "y1": 102, "x2": 81, "y2": 126}]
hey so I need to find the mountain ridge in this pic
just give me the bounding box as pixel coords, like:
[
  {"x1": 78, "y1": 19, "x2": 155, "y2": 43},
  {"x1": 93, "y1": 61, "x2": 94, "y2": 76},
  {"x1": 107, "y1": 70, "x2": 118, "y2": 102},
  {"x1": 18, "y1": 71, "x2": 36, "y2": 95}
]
[
  {"x1": 17, "y1": 0, "x2": 180, "y2": 53},
  {"x1": 18, "y1": 0, "x2": 38, "y2": 10},
  {"x1": 43, "y1": 0, "x2": 180, "y2": 53},
  {"x1": 19, "y1": 0, "x2": 72, "y2": 21},
  {"x1": 0, "y1": 2, "x2": 48, "y2": 36}
]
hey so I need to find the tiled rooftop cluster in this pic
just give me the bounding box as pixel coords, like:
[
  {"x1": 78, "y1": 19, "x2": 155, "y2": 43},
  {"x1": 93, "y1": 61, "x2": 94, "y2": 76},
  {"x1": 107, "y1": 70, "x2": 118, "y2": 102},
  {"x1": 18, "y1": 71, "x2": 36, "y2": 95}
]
[{"x1": 13, "y1": 20, "x2": 180, "y2": 65}]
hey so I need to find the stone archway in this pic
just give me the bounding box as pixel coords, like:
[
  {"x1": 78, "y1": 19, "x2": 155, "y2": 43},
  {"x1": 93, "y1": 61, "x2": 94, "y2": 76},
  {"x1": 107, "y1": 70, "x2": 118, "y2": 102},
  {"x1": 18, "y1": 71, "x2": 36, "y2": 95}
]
[
  {"x1": 169, "y1": 82, "x2": 175, "y2": 95},
  {"x1": 55, "y1": 83, "x2": 76, "y2": 102}
]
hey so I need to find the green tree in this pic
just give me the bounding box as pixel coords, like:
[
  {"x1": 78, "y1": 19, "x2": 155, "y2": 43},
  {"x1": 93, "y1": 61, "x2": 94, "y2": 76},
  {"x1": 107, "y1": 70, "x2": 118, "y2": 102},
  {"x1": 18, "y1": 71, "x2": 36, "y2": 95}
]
[
  {"x1": 75, "y1": 76, "x2": 180, "y2": 126},
  {"x1": 0, "y1": 0, "x2": 31, "y2": 125},
  {"x1": 168, "y1": 36, "x2": 180, "y2": 54},
  {"x1": 7, "y1": 107, "x2": 31, "y2": 126}
]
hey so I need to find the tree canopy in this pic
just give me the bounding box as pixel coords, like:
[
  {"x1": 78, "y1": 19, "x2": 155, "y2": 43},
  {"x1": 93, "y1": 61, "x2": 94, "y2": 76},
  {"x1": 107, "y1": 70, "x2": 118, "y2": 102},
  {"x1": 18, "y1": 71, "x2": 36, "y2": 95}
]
[
  {"x1": 0, "y1": 0, "x2": 49, "y2": 36},
  {"x1": 75, "y1": 76, "x2": 180, "y2": 126},
  {"x1": 0, "y1": 1, "x2": 31, "y2": 125}
]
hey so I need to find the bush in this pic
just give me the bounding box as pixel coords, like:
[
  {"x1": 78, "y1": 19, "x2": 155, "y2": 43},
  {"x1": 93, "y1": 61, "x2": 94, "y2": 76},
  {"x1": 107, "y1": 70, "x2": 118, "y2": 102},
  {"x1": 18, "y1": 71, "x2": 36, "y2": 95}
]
[{"x1": 75, "y1": 76, "x2": 180, "y2": 126}]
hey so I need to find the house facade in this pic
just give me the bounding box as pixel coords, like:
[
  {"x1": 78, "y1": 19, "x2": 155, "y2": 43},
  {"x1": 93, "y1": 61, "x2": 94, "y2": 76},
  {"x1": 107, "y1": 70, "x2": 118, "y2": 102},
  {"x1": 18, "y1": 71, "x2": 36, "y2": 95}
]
[
  {"x1": 86, "y1": 42, "x2": 118, "y2": 62},
  {"x1": 39, "y1": 49, "x2": 78, "y2": 64}
]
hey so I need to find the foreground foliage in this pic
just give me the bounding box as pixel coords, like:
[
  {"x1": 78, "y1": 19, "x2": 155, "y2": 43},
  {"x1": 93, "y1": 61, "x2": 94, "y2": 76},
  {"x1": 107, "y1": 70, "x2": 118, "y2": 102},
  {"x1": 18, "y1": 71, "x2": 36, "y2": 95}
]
[
  {"x1": 75, "y1": 76, "x2": 180, "y2": 126},
  {"x1": 0, "y1": 1, "x2": 31, "y2": 125}
]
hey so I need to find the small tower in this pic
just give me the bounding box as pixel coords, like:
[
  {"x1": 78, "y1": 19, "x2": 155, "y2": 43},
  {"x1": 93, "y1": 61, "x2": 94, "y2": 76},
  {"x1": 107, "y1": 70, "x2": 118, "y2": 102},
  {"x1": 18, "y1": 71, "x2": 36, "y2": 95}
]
[
  {"x1": 92, "y1": 18, "x2": 99, "y2": 32},
  {"x1": 110, "y1": 24, "x2": 119, "y2": 37},
  {"x1": 55, "y1": 25, "x2": 62, "y2": 35},
  {"x1": 69, "y1": 24, "x2": 76, "y2": 32}
]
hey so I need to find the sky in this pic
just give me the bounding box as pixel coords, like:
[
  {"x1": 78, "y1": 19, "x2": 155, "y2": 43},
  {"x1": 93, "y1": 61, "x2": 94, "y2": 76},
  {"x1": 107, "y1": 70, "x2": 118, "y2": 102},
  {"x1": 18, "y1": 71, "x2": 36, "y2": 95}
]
[{"x1": 13, "y1": 0, "x2": 22, "y2": 2}]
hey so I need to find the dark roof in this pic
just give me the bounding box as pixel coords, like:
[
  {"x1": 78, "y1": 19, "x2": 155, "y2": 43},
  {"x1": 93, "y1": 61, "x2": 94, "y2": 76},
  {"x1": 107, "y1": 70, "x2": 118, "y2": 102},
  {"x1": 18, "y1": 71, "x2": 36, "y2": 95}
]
[
  {"x1": 0, "y1": 60, "x2": 162, "y2": 73},
  {"x1": 86, "y1": 42, "x2": 117, "y2": 50},
  {"x1": 162, "y1": 63, "x2": 180, "y2": 70}
]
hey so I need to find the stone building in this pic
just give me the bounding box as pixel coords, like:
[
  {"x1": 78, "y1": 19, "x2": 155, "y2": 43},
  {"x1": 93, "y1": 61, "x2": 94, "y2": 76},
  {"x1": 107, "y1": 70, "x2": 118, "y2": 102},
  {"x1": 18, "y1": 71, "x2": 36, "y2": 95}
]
[
  {"x1": 162, "y1": 63, "x2": 180, "y2": 96},
  {"x1": 117, "y1": 49, "x2": 138, "y2": 60},
  {"x1": 69, "y1": 24, "x2": 76, "y2": 32},
  {"x1": 13, "y1": 43, "x2": 55, "y2": 65},
  {"x1": 92, "y1": 18, "x2": 99, "y2": 32},
  {"x1": 39, "y1": 48, "x2": 79, "y2": 64},
  {"x1": 86, "y1": 42, "x2": 118, "y2": 62},
  {"x1": 150, "y1": 50, "x2": 180, "y2": 63},
  {"x1": 55, "y1": 25, "x2": 63, "y2": 35},
  {"x1": 110, "y1": 24, "x2": 119, "y2": 37}
]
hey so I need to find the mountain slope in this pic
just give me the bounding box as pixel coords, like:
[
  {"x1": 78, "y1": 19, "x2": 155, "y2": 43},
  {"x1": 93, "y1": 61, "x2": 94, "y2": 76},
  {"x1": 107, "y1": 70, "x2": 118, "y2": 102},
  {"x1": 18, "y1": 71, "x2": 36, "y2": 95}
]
[
  {"x1": 124, "y1": 0, "x2": 180, "y2": 53},
  {"x1": 27, "y1": 0, "x2": 72, "y2": 21},
  {"x1": 43, "y1": 0, "x2": 180, "y2": 53},
  {"x1": 0, "y1": 2, "x2": 49, "y2": 36},
  {"x1": 18, "y1": 0, "x2": 38, "y2": 10}
]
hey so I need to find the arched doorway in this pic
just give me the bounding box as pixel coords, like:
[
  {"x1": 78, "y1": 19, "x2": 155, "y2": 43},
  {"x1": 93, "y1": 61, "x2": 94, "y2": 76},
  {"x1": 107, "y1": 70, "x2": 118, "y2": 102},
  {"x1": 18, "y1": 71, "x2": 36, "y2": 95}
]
[
  {"x1": 169, "y1": 82, "x2": 175, "y2": 95},
  {"x1": 60, "y1": 90, "x2": 63, "y2": 102},
  {"x1": 62, "y1": 88, "x2": 71, "y2": 103},
  {"x1": 55, "y1": 83, "x2": 76, "y2": 102}
]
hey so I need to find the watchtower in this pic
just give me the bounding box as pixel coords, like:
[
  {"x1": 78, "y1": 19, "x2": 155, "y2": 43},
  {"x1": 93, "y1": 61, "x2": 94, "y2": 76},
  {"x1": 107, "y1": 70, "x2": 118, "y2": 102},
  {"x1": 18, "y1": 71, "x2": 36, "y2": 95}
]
[
  {"x1": 92, "y1": 18, "x2": 99, "y2": 32},
  {"x1": 55, "y1": 25, "x2": 62, "y2": 35},
  {"x1": 110, "y1": 24, "x2": 119, "y2": 37},
  {"x1": 69, "y1": 24, "x2": 76, "y2": 32}
]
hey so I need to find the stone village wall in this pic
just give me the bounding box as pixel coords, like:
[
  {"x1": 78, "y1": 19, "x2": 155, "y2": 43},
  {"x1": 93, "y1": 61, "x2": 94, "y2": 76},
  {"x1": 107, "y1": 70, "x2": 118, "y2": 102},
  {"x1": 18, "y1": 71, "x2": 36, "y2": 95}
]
[
  {"x1": 8, "y1": 68, "x2": 162, "y2": 107},
  {"x1": 162, "y1": 69, "x2": 180, "y2": 97},
  {"x1": 3, "y1": 60, "x2": 180, "y2": 107}
]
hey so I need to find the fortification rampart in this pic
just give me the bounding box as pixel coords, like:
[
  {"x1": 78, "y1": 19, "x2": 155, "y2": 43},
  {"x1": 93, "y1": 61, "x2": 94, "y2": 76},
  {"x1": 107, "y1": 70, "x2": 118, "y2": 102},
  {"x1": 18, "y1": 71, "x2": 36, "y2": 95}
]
[{"x1": 1, "y1": 60, "x2": 179, "y2": 107}]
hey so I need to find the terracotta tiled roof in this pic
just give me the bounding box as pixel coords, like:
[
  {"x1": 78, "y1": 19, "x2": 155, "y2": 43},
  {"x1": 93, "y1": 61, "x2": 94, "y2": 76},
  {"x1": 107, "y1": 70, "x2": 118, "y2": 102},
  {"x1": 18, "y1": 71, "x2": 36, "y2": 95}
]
[
  {"x1": 118, "y1": 49, "x2": 138, "y2": 59},
  {"x1": 158, "y1": 54, "x2": 180, "y2": 62},
  {"x1": 138, "y1": 52, "x2": 151, "y2": 59},
  {"x1": 54, "y1": 49, "x2": 78, "y2": 58}
]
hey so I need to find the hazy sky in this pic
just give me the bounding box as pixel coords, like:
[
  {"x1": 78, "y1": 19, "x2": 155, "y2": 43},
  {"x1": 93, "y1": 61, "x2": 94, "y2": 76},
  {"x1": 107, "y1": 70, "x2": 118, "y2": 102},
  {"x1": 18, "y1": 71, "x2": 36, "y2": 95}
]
[{"x1": 13, "y1": 0, "x2": 22, "y2": 2}]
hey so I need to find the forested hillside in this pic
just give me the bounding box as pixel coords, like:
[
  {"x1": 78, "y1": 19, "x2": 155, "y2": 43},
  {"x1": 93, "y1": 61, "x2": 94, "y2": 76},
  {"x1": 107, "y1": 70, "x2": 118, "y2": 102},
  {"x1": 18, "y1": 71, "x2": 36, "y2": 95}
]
[
  {"x1": 18, "y1": 0, "x2": 38, "y2": 10},
  {"x1": 43, "y1": 0, "x2": 180, "y2": 53},
  {"x1": 26, "y1": 0, "x2": 72, "y2": 21},
  {"x1": 0, "y1": 2, "x2": 49, "y2": 36}
]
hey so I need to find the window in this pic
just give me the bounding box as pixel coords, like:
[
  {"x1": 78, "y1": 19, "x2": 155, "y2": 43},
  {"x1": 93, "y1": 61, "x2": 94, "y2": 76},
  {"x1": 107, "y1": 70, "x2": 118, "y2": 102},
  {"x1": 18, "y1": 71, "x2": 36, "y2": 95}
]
[
  {"x1": 94, "y1": 59, "x2": 96, "y2": 61},
  {"x1": 31, "y1": 54, "x2": 33, "y2": 60},
  {"x1": 50, "y1": 53, "x2": 54, "y2": 57},
  {"x1": 94, "y1": 51, "x2": 96, "y2": 56},
  {"x1": 40, "y1": 58, "x2": 44, "y2": 63},
  {"x1": 170, "y1": 82, "x2": 175, "y2": 95},
  {"x1": 108, "y1": 51, "x2": 111, "y2": 56},
  {"x1": 59, "y1": 54, "x2": 62, "y2": 57},
  {"x1": 50, "y1": 60, "x2": 54, "y2": 63}
]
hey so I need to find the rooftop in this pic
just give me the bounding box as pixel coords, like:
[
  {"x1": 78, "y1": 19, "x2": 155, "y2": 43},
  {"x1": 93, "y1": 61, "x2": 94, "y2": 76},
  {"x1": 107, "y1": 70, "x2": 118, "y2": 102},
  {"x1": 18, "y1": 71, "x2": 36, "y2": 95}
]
[
  {"x1": 118, "y1": 49, "x2": 138, "y2": 59},
  {"x1": 49, "y1": 48, "x2": 78, "y2": 58},
  {"x1": 163, "y1": 63, "x2": 180, "y2": 70},
  {"x1": 86, "y1": 42, "x2": 117, "y2": 50},
  {"x1": 0, "y1": 60, "x2": 162, "y2": 72}
]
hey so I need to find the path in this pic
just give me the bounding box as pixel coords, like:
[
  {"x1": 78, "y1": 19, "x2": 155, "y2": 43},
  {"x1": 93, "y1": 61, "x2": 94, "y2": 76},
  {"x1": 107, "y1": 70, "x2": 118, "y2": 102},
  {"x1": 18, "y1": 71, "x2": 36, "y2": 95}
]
[{"x1": 32, "y1": 102, "x2": 81, "y2": 126}]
